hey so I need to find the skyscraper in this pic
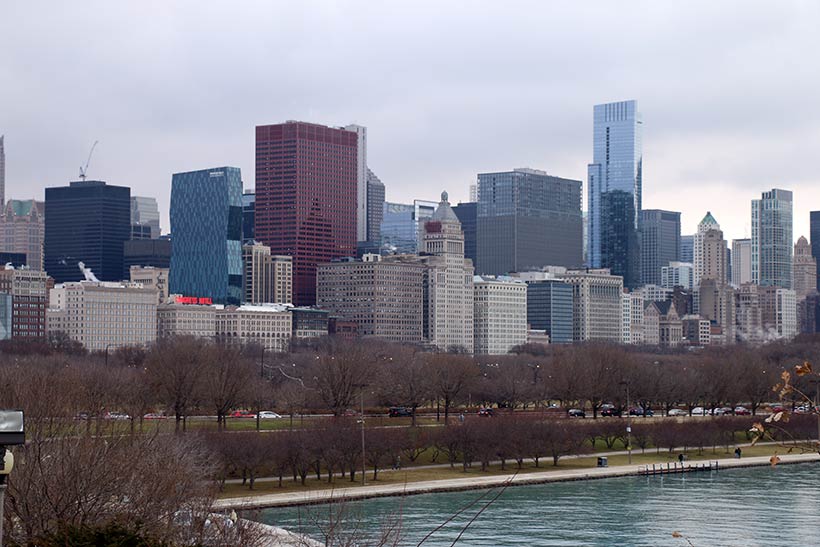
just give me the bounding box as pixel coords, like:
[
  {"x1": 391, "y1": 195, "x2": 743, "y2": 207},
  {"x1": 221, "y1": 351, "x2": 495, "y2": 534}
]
[
  {"x1": 680, "y1": 234, "x2": 694, "y2": 264},
  {"x1": 44, "y1": 180, "x2": 130, "y2": 282},
  {"x1": 169, "y1": 167, "x2": 242, "y2": 305},
  {"x1": 381, "y1": 200, "x2": 437, "y2": 254},
  {"x1": 130, "y1": 196, "x2": 161, "y2": 238},
  {"x1": 0, "y1": 135, "x2": 5, "y2": 207},
  {"x1": 452, "y1": 202, "x2": 477, "y2": 265},
  {"x1": 793, "y1": 236, "x2": 816, "y2": 301},
  {"x1": 0, "y1": 199, "x2": 44, "y2": 270},
  {"x1": 752, "y1": 188, "x2": 793, "y2": 289},
  {"x1": 366, "y1": 168, "x2": 385, "y2": 246},
  {"x1": 640, "y1": 209, "x2": 680, "y2": 286},
  {"x1": 810, "y1": 211, "x2": 820, "y2": 290},
  {"x1": 242, "y1": 191, "x2": 255, "y2": 244},
  {"x1": 587, "y1": 100, "x2": 643, "y2": 289},
  {"x1": 255, "y1": 121, "x2": 357, "y2": 306},
  {"x1": 477, "y1": 168, "x2": 582, "y2": 275},
  {"x1": 344, "y1": 124, "x2": 369, "y2": 243},
  {"x1": 731, "y1": 238, "x2": 752, "y2": 286},
  {"x1": 693, "y1": 212, "x2": 721, "y2": 287}
]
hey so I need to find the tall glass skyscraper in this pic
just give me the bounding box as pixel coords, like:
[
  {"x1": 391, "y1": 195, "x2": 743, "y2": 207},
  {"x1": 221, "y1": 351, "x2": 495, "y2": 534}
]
[
  {"x1": 752, "y1": 188, "x2": 793, "y2": 289},
  {"x1": 169, "y1": 167, "x2": 243, "y2": 305},
  {"x1": 640, "y1": 209, "x2": 680, "y2": 286},
  {"x1": 587, "y1": 100, "x2": 643, "y2": 288},
  {"x1": 381, "y1": 200, "x2": 437, "y2": 254}
]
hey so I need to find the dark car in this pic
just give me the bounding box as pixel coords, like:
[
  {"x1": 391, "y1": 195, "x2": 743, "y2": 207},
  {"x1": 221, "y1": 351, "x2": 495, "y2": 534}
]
[
  {"x1": 388, "y1": 406, "x2": 413, "y2": 417},
  {"x1": 478, "y1": 407, "x2": 494, "y2": 417},
  {"x1": 601, "y1": 404, "x2": 621, "y2": 417},
  {"x1": 568, "y1": 408, "x2": 586, "y2": 418},
  {"x1": 629, "y1": 407, "x2": 654, "y2": 417}
]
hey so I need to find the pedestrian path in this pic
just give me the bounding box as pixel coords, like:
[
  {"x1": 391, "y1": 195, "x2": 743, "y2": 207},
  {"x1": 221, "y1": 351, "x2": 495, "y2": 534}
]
[{"x1": 213, "y1": 452, "x2": 819, "y2": 510}]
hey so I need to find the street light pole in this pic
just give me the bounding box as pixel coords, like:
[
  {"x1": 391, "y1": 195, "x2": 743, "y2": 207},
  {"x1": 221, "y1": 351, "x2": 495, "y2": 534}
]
[
  {"x1": 360, "y1": 388, "x2": 366, "y2": 486},
  {"x1": 620, "y1": 381, "x2": 632, "y2": 465}
]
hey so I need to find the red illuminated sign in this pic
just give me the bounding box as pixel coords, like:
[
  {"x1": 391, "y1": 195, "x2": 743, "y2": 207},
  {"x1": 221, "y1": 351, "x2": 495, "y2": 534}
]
[{"x1": 175, "y1": 296, "x2": 213, "y2": 305}]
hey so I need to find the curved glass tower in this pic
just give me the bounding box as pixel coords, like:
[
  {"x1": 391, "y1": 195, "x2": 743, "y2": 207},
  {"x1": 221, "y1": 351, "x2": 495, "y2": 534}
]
[{"x1": 587, "y1": 100, "x2": 642, "y2": 288}]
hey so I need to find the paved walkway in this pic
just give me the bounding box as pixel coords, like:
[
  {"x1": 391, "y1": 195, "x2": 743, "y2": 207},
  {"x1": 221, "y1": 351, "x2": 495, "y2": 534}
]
[{"x1": 213, "y1": 452, "x2": 820, "y2": 510}]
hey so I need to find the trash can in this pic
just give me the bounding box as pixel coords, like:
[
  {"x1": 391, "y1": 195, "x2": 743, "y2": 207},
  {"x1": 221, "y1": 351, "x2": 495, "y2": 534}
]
[{"x1": 597, "y1": 456, "x2": 608, "y2": 468}]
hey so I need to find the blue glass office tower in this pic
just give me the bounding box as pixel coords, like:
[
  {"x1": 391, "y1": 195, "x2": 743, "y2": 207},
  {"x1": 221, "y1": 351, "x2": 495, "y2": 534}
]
[
  {"x1": 526, "y1": 280, "x2": 573, "y2": 343},
  {"x1": 588, "y1": 100, "x2": 643, "y2": 289},
  {"x1": 169, "y1": 167, "x2": 243, "y2": 305}
]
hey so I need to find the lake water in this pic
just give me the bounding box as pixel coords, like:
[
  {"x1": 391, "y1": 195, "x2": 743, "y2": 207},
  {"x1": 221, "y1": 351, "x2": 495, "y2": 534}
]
[{"x1": 258, "y1": 463, "x2": 820, "y2": 546}]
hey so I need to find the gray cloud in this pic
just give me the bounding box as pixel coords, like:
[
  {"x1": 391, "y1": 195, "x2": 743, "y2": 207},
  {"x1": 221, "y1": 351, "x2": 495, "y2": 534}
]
[{"x1": 2, "y1": 0, "x2": 819, "y2": 241}]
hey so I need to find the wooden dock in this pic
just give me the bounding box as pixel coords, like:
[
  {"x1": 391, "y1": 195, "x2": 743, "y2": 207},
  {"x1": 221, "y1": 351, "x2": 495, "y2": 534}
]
[{"x1": 638, "y1": 460, "x2": 719, "y2": 476}]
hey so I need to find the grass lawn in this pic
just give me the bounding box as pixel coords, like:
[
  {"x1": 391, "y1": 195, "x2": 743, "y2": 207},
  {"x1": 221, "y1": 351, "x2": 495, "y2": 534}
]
[{"x1": 217, "y1": 443, "x2": 786, "y2": 499}]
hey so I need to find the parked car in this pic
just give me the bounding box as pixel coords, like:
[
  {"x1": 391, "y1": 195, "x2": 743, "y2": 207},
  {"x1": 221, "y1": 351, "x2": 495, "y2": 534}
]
[
  {"x1": 568, "y1": 408, "x2": 586, "y2": 418},
  {"x1": 734, "y1": 406, "x2": 751, "y2": 416},
  {"x1": 143, "y1": 412, "x2": 167, "y2": 420},
  {"x1": 258, "y1": 411, "x2": 282, "y2": 419},
  {"x1": 477, "y1": 407, "x2": 494, "y2": 417},
  {"x1": 629, "y1": 407, "x2": 654, "y2": 417},
  {"x1": 667, "y1": 408, "x2": 687, "y2": 417},
  {"x1": 388, "y1": 406, "x2": 413, "y2": 418},
  {"x1": 230, "y1": 410, "x2": 256, "y2": 418},
  {"x1": 104, "y1": 412, "x2": 131, "y2": 421},
  {"x1": 769, "y1": 403, "x2": 787, "y2": 413},
  {"x1": 601, "y1": 404, "x2": 620, "y2": 417},
  {"x1": 691, "y1": 407, "x2": 708, "y2": 416},
  {"x1": 713, "y1": 407, "x2": 733, "y2": 416}
]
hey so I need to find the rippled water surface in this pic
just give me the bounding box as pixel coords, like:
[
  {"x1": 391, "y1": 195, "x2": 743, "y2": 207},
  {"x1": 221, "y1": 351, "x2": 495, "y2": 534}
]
[{"x1": 259, "y1": 463, "x2": 820, "y2": 546}]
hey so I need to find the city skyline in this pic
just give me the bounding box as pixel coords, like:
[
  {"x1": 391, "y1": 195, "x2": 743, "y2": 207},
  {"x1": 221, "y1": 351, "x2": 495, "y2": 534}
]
[{"x1": 2, "y1": 2, "x2": 820, "y2": 244}]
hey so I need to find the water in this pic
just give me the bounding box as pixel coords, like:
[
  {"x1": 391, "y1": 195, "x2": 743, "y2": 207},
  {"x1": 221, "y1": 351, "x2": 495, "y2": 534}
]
[{"x1": 258, "y1": 464, "x2": 820, "y2": 546}]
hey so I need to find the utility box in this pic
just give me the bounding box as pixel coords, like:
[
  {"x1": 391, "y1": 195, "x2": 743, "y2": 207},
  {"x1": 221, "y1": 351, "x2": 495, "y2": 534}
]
[{"x1": 597, "y1": 456, "x2": 608, "y2": 467}]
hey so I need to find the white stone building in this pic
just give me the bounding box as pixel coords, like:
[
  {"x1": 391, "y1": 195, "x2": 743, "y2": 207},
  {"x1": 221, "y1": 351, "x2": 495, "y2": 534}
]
[
  {"x1": 419, "y1": 192, "x2": 474, "y2": 352},
  {"x1": 215, "y1": 304, "x2": 292, "y2": 351},
  {"x1": 47, "y1": 281, "x2": 158, "y2": 351},
  {"x1": 473, "y1": 276, "x2": 527, "y2": 355},
  {"x1": 130, "y1": 266, "x2": 169, "y2": 304},
  {"x1": 242, "y1": 243, "x2": 293, "y2": 305},
  {"x1": 157, "y1": 301, "x2": 216, "y2": 338}
]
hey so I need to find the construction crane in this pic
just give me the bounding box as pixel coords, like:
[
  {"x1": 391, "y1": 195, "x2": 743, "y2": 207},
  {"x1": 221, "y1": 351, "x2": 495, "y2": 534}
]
[{"x1": 78, "y1": 140, "x2": 98, "y2": 181}]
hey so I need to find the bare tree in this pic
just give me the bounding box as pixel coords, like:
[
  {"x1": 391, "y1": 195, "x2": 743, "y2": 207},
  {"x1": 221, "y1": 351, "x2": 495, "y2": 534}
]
[
  {"x1": 426, "y1": 353, "x2": 477, "y2": 425},
  {"x1": 145, "y1": 336, "x2": 208, "y2": 433}
]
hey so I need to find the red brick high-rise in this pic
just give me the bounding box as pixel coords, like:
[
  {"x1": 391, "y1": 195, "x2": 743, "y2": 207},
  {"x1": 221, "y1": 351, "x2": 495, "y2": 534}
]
[{"x1": 255, "y1": 121, "x2": 357, "y2": 306}]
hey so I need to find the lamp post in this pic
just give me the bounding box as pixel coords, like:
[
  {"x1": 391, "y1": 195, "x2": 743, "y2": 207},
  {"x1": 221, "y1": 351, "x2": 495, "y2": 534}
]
[
  {"x1": 353, "y1": 383, "x2": 367, "y2": 486},
  {"x1": 619, "y1": 382, "x2": 632, "y2": 465},
  {"x1": 0, "y1": 410, "x2": 25, "y2": 547}
]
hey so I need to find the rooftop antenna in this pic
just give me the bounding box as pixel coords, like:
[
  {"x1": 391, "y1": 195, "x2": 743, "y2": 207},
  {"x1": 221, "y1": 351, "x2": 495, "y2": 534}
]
[{"x1": 78, "y1": 140, "x2": 99, "y2": 181}]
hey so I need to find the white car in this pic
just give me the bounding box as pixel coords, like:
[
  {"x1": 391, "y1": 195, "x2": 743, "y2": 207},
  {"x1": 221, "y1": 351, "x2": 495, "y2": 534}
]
[
  {"x1": 691, "y1": 407, "x2": 709, "y2": 416},
  {"x1": 667, "y1": 408, "x2": 687, "y2": 417},
  {"x1": 258, "y1": 411, "x2": 282, "y2": 419}
]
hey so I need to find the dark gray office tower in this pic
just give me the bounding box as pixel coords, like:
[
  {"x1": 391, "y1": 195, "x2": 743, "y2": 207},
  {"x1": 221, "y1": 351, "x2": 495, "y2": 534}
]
[
  {"x1": 811, "y1": 211, "x2": 820, "y2": 290},
  {"x1": 44, "y1": 180, "x2": 130, "y2": 282},
  {"x1": 681, "y1": 234, "x2": 694, "y2": 264},
  {"x1": 452, "y1": 202, "x2": 477, "y2": 265},
  {"x1": 366, "y1": 169, "x2": 385, "y2": 245},
  {"x1": 526, "y1": 280, "x2": 573, "y2": 344},
  {"x1": 476, "y1": 168, "x2": 582, "y2": 275},
  {"x1": 123, "y1": 239, "x2": 172, "y2": 278},
  {"x1": 242, "y1": 191, "x2": 255, "y2": 244},
  {"x1": 640, "y1": 210, "x2": 680, "y2": 286}
]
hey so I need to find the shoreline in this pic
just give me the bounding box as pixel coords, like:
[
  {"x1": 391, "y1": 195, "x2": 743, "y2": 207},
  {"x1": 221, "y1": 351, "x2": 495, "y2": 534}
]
[{"x1": 213, "y1": 452, "x2": 820, "y2": 511}]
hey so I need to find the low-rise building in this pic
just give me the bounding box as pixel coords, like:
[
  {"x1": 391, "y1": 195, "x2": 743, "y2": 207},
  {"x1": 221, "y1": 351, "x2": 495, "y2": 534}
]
[
  {"x1": 0, "y1": 268, "x2": 51, "y2": 339},
  {"x1": 215, "y1": 304, "x2": 292, "y2": 351},
  {"x1": 473, "y1": 276, "x2": 527, "y2": 355},
  {"x1": 643, "y1": 300, "x2": 683, "y2": 347},
  {"x1": 291, "y1": 307, "x2": 329, "y2": 339},
  {"x1": 682, "y1": 314, "x2": 711, "y2": 346},
  {"x1": 157, "y1": 299, "x2": 216, "y2": 339},
  {"x1": 242, "y1": 243, "x2": 293, "y2": 304}
]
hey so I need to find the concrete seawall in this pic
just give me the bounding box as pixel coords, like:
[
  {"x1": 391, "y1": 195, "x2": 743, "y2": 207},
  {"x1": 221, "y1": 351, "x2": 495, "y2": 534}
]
[{"x1": 213, "y1": 452, "x2": 820, "y2": 511}]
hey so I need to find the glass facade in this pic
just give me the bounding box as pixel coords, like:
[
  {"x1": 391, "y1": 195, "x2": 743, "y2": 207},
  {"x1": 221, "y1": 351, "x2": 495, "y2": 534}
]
[
  {"x1": 640, "y1": 209, "x2": 680, "y2": 286},
  {"x1": 680, "y1": 234, "x2": 694, "y2": 264},
  {"x1": 526, "y1": 280, "x2": 573, "y2": 343},
  {"x1": 810, "y1": 211, "x2": 820, "y2": 291},
  {"x1": 242, "y1": 191, "x2": 255, "y2": 244},
  {"x1": 752, "y1": 188, "x2": 793, "y2": 289},
  {"x1": 169, "y1": 167, "x2": 243, "y2": 305},
  {"x1": 44, "y1": 180, "x2": 131, "y2": 282},
  {"x1": 588, "y1": 100, "x2": 643, "y2": 288},
  {"x1": 366, "y1": 169, "x2": 385, "y2": 245},
  {"x1": 380, "y1": 200, "x2": 437, "y2": 254},
  {"x1": 476, "y1": 169, "x2": 582, "y2": 276},
  {"x1": 452, "y1": 202, "x2": 477, "y2": 265}
]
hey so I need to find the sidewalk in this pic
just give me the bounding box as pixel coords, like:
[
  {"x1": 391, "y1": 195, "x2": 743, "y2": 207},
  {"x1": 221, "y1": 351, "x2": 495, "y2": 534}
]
[{"x1": 213, "y1": 452, "x2": 820, "y2": 510}]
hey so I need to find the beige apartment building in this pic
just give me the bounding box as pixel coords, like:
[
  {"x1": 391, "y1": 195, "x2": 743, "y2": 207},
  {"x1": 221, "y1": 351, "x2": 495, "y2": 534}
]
[
  {"x1": 558, "y1": 269, "x2": 623, "y2": 343},
  {"x1": 473, "y1": 276, "x2": 527, "y2": 355},
  {"x1": 130, "y1": 266, "x2": 169, "y2": 304},
  {"x1": 157, "y1": 301, "x2": 216, "y2": 338},
  {"x1": 317, "y1": 253, "x2": 426, "y2": 343},
  {"x1": 242, "y1": 243, "x2": 292, "y2": 304},
  {"x1": 47, "y1": 281, "x2": 158, "y2": 351}
]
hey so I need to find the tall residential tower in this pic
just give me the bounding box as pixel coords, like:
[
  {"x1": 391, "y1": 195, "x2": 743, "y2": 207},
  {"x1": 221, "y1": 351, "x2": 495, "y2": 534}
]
[{"x1": 752, "y1": 189, "x2": 793, "y2": 289}]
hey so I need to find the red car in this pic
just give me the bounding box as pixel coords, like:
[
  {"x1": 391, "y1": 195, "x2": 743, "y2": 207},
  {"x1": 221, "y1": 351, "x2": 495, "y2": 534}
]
[
  {"x1": 733, "y1": 406, "x2": 751, "y2": 416},
  {"x1": 230, "y1": 410, "x2": 256, "y2": 418}
]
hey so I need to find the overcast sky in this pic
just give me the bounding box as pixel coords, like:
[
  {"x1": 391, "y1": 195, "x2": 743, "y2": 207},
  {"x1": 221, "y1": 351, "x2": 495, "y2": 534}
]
[{"x1": 2, "y1": 1, "x2": 819, "y2": 243}]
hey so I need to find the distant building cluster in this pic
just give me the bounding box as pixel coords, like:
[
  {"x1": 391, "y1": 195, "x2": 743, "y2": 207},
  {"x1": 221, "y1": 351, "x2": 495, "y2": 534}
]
[{"x1": 0, "y1": 101, "x2": 817, "y2": 353}]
